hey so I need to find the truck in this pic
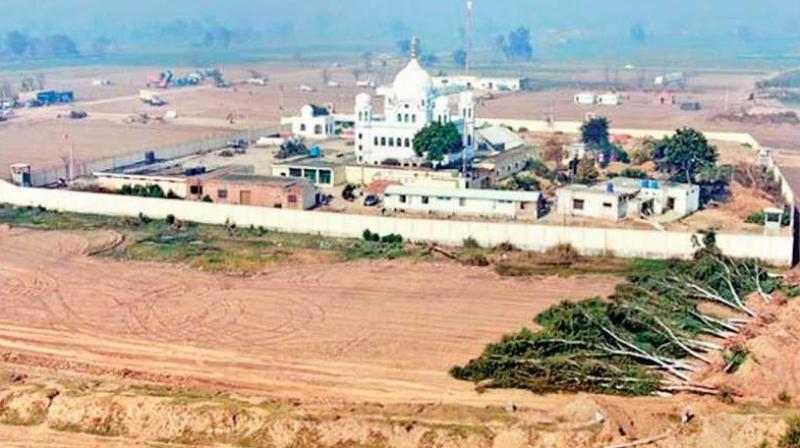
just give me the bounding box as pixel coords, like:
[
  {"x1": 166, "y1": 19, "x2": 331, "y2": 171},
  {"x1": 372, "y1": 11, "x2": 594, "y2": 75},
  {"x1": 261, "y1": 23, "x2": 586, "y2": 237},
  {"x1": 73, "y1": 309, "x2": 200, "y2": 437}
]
[
  {"x1": 139, "y1": 90, "x2": 167, "y2": 106},
  {"x1": 36, "y1": 90, "x2": 74, "y2": 105}
]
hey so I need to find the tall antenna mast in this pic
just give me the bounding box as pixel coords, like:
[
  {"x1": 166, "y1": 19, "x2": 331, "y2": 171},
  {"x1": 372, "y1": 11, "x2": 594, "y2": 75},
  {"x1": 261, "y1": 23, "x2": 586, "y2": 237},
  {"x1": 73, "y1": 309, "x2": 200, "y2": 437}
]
[
  {"x1": 461, "y1": 1, "x2": 473, "y2": 180},
  {"x1": 465, "y1": 1, "x2": 473, "y2": 77}
]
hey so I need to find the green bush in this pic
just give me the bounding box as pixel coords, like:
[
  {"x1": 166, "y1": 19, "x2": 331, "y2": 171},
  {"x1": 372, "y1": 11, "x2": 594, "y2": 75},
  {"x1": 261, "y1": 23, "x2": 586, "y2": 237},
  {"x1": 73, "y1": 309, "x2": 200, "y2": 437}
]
[
  {"x1": 463, "y1": 237, "x2": 481, "y2": 249},
  {"x1": 779, "y1": 415, "x2": 800, "y2": 448},
  {"x1": 619, "y1": 168, "x2": 650, "y2": 179}
]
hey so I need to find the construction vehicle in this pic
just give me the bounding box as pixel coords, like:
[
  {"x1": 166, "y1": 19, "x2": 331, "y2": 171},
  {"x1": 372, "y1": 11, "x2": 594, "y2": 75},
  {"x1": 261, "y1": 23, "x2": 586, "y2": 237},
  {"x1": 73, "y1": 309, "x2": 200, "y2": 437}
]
[
  {"x1": 246, "y1": 69, "x2": 268, "y2": 86},
  {"x1": 67, "y1": 110, "x2": 88, "y2": 120},
  {"x1": 146, "y1": 70, "x2": 173, "y2": 89},
  {"x1": 139, "y1": 90, "x2": 167, "y2": 106}
]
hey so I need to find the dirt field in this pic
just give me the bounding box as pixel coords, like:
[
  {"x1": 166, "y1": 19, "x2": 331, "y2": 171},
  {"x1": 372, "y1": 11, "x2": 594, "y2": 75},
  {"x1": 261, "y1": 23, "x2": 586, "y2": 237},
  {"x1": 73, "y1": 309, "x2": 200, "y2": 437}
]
[
  {"x1": 0, "y1": 226, "x2": 617, "y2": 405},
  {"x1": 1, "y1": 226, "x2": 799, "y2": 447}
]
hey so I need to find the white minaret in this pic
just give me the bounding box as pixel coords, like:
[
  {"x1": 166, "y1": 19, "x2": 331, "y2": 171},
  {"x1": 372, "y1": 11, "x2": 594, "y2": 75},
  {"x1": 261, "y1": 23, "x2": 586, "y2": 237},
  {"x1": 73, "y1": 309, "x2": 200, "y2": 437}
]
[
  {"x1": 434, "y1": 96, "x2": 451, "y2": 124},
  {"x1": 459, "y1": 90, "x2": 476, "y2": 153},
  {"x1": 355, "y1": 93, "x2": 373, "y2": 123}
]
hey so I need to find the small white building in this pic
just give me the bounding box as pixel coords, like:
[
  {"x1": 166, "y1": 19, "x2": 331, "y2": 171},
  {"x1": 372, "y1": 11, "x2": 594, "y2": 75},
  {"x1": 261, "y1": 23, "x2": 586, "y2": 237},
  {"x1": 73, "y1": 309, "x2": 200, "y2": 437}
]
[
  {"x1": 557, "y1": 177, "x2": 700, "y2": 222},
  {"x1": 281, "y1": 104, "x2": 336, "y2": 140},
  {"x1": 574, "y1": 92, "x2": 597, "y2": 105},
  {"x1": 384, "y1": 185, "x2": 543, "y2": 219},
  {"x1": 596, "y1": 93, "x2": 620, "y2": 106},
  {"x1": 432, "y1": 76, "x2": 530, "y2": 93}
]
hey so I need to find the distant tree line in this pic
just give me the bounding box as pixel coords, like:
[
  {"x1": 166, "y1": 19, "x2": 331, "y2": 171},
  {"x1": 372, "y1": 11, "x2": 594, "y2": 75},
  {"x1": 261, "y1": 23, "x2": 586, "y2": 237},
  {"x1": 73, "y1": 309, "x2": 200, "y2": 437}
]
[
  {"x1": 494, "y1": 27, "x2": 533, "y2": 62},
  {"x1": 2, "y1": 31, "x2": 81, "y2": 59}
]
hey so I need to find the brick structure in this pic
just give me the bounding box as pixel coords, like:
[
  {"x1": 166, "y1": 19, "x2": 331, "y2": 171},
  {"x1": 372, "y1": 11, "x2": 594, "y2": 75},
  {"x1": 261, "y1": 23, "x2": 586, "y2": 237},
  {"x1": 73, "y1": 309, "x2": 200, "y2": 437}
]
[{"x1": 188, "y1": 174, "x2": 317, "y2": 210}]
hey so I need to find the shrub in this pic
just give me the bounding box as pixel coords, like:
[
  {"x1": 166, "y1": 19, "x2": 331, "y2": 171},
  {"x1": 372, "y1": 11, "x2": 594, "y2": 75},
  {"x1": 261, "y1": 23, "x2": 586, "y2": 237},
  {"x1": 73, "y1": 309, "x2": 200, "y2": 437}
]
[
  {"x1": 495, "y1": 241, "x2": 517, "y2": 252},
  {"x1": 463, "y1": 252, "x2": 489, "y2": 267},
  {"x1": 779, "y1": 390, "x2": 793, "y2": 405},
  {"x1": 463, "y1": 237, "x2": 481, "y2": 249},
  {"x1": 362, "y1": 229, "x2": 380, "y2": 242},
  {"x1": 202, "y1": 195, "x2": 213, "y2": 203},
  {"x1": 779, "y1": 415, "x2": 800, "y2": 448},
  {"x1": 165, "y1": 214, "x2": 176, "y2": 225},
  {"x1": 380, "y1": 233, "x2": 403, "y2": 245},
  {"x1": 717, "y1": 385, "x2": 736, "y2": 404},
  {"x1": 723, "y1": 344, "x2": 749, "y2": 374},
  {"x1": 619, "y1": 168, "x2": 650, "y2": 179},
  {"x1": 545, "y1": 243, "x2": 580, "y2": 264}
]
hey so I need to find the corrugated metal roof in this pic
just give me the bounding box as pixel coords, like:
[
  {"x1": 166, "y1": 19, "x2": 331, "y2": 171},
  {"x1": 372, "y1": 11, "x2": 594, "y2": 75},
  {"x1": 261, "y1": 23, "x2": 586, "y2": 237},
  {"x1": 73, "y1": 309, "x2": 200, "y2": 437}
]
[
  {"x1": 385, "y1": 185, "x2": 540, "y2": 202},
  {"x1": 477, "y1": 125, "x2": 525, "y2": 150}
]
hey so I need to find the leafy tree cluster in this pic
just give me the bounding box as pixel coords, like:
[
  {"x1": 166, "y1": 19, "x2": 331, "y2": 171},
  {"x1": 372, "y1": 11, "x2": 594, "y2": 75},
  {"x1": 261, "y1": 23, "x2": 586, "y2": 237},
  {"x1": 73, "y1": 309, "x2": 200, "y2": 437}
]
[
  {"x1": 495, "y1": 27, "x2": 533, "y2": 62},
  {"x1": 452, "y1": 245, "x2": 785, "y2": 396},
  {"x1": 119, "y1": 184, "x2": 179, "y2": 199},
  {"x1": 3, "y1": 31, "x2": 80, "y2": 58},
  {"x1": 579, "y1": 117, "x2": 628, "y2": 167},
  {"x1": 653, "y1": 128, "x2": 719, "y2": 185},
  {"x1": 362, "y1": 229, "x2": 403, "y2": 245},
  {"x1": 413, "y1": 122, "x2": 463, "y2": 162}
]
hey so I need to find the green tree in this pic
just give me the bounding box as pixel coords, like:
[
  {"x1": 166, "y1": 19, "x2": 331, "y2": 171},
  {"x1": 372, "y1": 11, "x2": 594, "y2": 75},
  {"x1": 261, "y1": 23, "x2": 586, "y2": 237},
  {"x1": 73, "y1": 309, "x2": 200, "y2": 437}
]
[
  {"x1": 413, "y1": 121, "x2": 463, "y2": 162},
  {"x1": 580, "y1": 117, "x2": 610, "y2": 150},
  {"x1": 657, "y1": 128, "x2": 718, "y2": 184}
]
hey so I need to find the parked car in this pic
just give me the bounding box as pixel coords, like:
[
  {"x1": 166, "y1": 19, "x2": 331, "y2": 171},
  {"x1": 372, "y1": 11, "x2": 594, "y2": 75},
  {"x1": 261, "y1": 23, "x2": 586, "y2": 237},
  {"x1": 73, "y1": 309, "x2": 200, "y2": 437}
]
[{"x1": 363, "y1": 194, "x2": 380, "y2": 207}]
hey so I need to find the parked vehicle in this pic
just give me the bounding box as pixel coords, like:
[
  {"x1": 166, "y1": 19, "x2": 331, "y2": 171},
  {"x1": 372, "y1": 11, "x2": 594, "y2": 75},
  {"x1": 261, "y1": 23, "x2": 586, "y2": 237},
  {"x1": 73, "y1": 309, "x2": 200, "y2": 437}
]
[
  {"x1": 342, "y1": 184, "x2": 357, "y2": 202},
  {"x1": 364, "y1": 194, "x2": 380, "y2": 207}
]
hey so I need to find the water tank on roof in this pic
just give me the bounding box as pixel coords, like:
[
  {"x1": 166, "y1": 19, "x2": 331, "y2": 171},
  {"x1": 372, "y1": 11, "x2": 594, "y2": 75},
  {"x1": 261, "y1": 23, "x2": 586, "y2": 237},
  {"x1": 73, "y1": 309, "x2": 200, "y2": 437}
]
[
  {"x1": 651, "y1": 180, "x2": 660, "y2": 189},
  {"x1": 606, "y1": 183, "x2": 614, "y2": 193},
  {"x1": 144, "y1": 151, "x2": 156, "y2": 164},
  {"x1": 640, "y1": 179, "x2": 648, "y2": 188},
  {"x1": 309, "y1": 146, "x2": 321, "y2": 157}
]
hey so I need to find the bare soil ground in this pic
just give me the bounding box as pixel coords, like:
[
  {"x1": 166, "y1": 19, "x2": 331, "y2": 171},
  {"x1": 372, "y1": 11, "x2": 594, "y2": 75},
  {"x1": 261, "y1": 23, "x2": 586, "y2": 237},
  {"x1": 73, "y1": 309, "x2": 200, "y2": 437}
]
[
  {"x1": 0, "y1": 226, "x2": 798, "y2": 447},
  {"x1": 0, "y1": 227, "x2": 616, "y2": 405}
]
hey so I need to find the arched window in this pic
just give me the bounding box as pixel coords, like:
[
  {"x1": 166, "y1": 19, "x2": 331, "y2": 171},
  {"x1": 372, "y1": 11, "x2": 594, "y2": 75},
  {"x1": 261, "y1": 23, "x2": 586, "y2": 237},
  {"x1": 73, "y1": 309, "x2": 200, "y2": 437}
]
[
  {"x1": 374, "y1": 136, "x2": 378, "y2": 145},
  {"x1": 314, "y1": 124, "x2": 323, "y2": 135},
  {"x1": 412, "y1": 114, "x2": 416, "y2": 123},
  {"x1": 405, "y1": 138, "x2": 410, "y2": 147},
  {"x1": 404, "y1": 114, "x2": 409, "y2": 122},
  {"x1": 397, "y1": 113, "x2": 402, "y2": 122},
  {"x1": 300, "y1": 123, "x2": 306, "y2": 131},
  {"x1": 381, "y1": 137, "x2": 386, "y2": 146},
  {"x1": 467, "y1": 135, "x2": 472, "y2": 146}
]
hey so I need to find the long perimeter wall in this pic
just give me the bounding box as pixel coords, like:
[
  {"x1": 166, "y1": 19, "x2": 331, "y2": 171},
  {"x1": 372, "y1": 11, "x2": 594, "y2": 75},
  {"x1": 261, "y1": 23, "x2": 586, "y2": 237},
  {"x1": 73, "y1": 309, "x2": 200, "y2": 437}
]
[{"x1": 0, "y1": 180, "x2": 792, "y2": 266}]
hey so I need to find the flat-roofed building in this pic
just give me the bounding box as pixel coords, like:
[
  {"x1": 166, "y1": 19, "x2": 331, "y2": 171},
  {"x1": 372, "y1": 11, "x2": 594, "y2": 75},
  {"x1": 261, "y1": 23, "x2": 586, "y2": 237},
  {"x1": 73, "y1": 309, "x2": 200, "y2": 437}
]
[
  {"x1": 384, "y1": 185, "x2": 543, "y2": 219},
  {"x1": 272, "y1": 155, "x2": 347, "y2": 187},
  {"x1": 189, "y1": 174, "x2": 318, "y2": 210},
  {"x1": 557, "y1": 177, "x2": 700, "y2": 221}
]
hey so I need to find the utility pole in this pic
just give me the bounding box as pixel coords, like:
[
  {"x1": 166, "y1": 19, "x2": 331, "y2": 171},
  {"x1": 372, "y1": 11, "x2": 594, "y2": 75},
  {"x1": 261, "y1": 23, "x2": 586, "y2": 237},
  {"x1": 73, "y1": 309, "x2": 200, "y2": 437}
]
[{"x1": 461, "y1": 0, "x2": 473, "y2": 181}]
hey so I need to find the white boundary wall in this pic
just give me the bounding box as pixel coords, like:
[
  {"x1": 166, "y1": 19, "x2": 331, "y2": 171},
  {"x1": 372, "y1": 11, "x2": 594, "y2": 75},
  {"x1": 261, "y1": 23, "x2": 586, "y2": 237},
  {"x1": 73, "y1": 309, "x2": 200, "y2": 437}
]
[{"x1": 0, "y1": 180, "x2": 792, "y2": 266}]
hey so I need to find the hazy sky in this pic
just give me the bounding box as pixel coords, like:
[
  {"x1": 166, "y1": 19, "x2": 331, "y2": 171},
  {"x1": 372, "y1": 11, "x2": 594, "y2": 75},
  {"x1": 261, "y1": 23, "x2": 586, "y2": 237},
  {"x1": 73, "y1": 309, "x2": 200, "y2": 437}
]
[{"x1": 2, "y1": 0, "x2": 799, "y2": 60}]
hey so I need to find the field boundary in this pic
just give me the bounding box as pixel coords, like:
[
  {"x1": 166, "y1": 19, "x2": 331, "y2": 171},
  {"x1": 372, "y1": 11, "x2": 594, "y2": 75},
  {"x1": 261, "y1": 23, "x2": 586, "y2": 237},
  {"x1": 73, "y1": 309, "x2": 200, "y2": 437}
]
[{"x1": 0, "y1": 180, "x2": 793, "y2": 266}]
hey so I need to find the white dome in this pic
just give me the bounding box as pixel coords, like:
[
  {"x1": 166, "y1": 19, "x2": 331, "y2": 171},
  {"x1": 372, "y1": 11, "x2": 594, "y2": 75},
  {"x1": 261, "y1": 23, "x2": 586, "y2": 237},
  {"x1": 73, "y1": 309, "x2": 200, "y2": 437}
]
[
  {"x1": 392, "y1": 58, "x2": 433, "y2": 101},
  {"x1": 355, "y1": 93, "x2": 372, "y2": 106}
]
